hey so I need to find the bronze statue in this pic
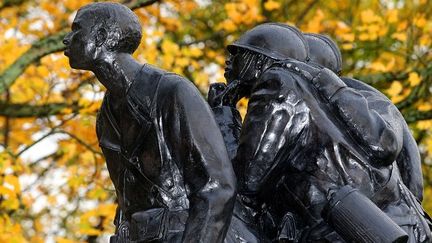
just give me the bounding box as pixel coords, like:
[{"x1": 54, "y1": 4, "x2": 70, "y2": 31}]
[
  {"x1": 62, "y1": 2, "x2": 431, "y2": 241},
  {"x1": 210, "y1": 23, "x2": 310, "y2": 243},
  {"x1": 63, "y1": 3, "x2": 236, "y2": 242},
  {"x1": 304, "y1": 33, "x2": 424, "y2": 202},
  {"x1": 211, "y1": 24, "x2": 431, "y2": 242},
  {"x1": 303, "y1": 32, "x2": 431, "y2": 242}
]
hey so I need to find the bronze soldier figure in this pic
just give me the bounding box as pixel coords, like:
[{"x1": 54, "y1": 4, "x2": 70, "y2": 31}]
[
  {"x1": 63, "y1": 3, "x2": 236, "y2": 242},
  {"x1": 303, "y1": 33, "x2": 431, "y2": 242},
  {"x1": 304, "y1": 33, "x2": 424, "y2": 202},
  {"x1": 211, "y1": 23, "x2": 431, "y2": 242},
  {"x1": 209, "y1": 23, "x2": 310, "y2": 242}
]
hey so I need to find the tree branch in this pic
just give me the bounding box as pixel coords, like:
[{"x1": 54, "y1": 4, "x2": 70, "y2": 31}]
[
  {"x1": 353, "y1": 72, "x2": 409, "y2": 85},
  {"x1": 295, "y1": 0, "x2": 319, "y2": 26},
  {"x1": 126, "y1": 0, "x2": 161, "y2": 9},
  {"x1": 0, "y1": 0, "x2": 28, "y2": 11},
  {"x1": 403, "y1": 110, "x2": 432, "y2": 124},
  {"x1": 59, "y1": 130, "x2": 102, "y2": 156},
  {"x1": 0, "y1": 31, "x2": 67, "y2": 94},
  {"x1": 0, "y1": 102, "x2": 80, "y2": 118}
]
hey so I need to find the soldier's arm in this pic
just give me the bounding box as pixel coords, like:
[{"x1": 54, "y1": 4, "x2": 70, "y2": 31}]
[
  {"x1": 342, "y1": 77, "x2": 423, "y2": 200},
  {"x1": 208, "y1": 82, "x2": 243, "y2": 161},
  {"x1": 234, "y1": 70, "x2": 305, "y2": 197},
  {"x1": 166, "y1": 79, "x2": 236, "y2": 243},
  {"x1": 211, "y1": 106, "x2": 242, "y2": 161},
  {"x1": 314, "y1": 69, "x2": 403, "y2": 165}
]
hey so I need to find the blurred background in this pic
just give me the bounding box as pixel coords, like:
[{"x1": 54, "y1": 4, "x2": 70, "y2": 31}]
[{"x1": 0, "y1": 0, "x2": 431, "y2": 242}]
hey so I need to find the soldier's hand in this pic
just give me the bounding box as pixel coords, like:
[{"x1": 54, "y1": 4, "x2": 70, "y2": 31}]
[
  {"x1": 221, "y1": 80, "x2": 242, "y2": 107},
  {"x1": 208, "y1": 81, "x2": 242, "y2": 108},
  {"x1": 208, "y1": 82, "x2": 227, "y2": 108}
]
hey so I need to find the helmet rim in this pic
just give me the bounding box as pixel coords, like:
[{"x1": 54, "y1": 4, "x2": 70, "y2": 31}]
[{"x1": 227, "y1": 23, "x2": 309, "y2": 62}]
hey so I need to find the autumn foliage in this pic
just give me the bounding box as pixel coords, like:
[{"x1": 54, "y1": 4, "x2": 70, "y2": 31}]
[{"x1": 0, "y1": 0, "x2": 432, "y2": 242}]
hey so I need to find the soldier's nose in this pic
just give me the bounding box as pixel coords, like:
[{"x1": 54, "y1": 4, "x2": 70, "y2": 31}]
[{"x1": 63, "y1": 33, "x2": 71, "y2": 46}]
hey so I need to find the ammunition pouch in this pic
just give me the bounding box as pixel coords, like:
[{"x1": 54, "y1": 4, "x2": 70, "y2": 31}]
[{"x1": 110, "y1": 208, "x2": 188, "y2": 243}]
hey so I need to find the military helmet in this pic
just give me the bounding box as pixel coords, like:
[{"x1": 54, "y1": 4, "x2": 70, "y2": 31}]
[
  {"x1": 304, "y1": 33, "x2": 342, "y2": 75},
  {"x1": 227, "y1": 23, "x2": 309, "y2": 61}
]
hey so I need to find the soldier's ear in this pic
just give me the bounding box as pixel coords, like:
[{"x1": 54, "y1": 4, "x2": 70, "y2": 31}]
[{"x1": 95, "y1": 27, "x2": 107, "y2": 47}]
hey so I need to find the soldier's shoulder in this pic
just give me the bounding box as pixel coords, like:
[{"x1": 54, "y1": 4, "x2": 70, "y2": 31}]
[
  {"x1": 139, "y1": 64, "x2": 194, "y2": 95},
  {"x1": 263, "y1": 60, "x2": 317, "y2": 81},
  {"x1": 160, "y1": 72, "x2": 198, "y2": 96}
]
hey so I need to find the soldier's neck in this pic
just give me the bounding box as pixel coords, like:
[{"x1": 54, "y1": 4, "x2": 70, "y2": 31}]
[{"x1": 93, "y1": 53, "x2": 142, "y2": 99}]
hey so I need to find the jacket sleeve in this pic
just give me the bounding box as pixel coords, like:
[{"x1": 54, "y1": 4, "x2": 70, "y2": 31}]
[
  {"x1": 342, "y1": 77, "x2": 423, "y2": 200},
  {"x1": 163, "y1": 79, "x2": 236, "y2": 243},
  {"x1": 313, "y1": 69, "x2": 403, "y2": 165},
  {"x1": 234, "y1": 70, "x2": 307, "y2": 196},
  {"x1": 211, "y1": 106, "x2": 242, "y2": 161}
]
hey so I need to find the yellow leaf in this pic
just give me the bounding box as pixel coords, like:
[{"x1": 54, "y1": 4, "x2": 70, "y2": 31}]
[
  {"x1": 220, "y1": 19, "x2": 236, "y2": 32},
  {"x1": 341, "y1": 43, "x2": 354, "y2": 50},
  {"x1": 237, "y1": 97, "x2": 249, "y2": 120},
  {"x1": 387, "y1": 81, "x2": 403, "y2": 97},
  {"x1": 360, "y1": 9, "x2": 381, "y2": 23},
  {"x1": 418, "y1": 102, "x2": 432, "y2": 111},
  {"x1": 4, "y1": 175, "x2": 20, "y2": 193},
  {"x1": 31, "y1": 236, "x2": 45, "y2": 243},
  {"x1": 34, "y1": 218, "x2": 43, "y2": 232},
  {"x1": 397, "y1": 21, "x2": 407, "y2": 31},
  {"x1": 386, "y1": 9, "x2": 398, "y2": 23},
  {"x1": 1, "y1": 198, "x2": 19, "y2": 210},
  {"x1": 370, "y1": 61, "x2": 386, "y2": 72},
  {"x1": 358, "y1": 33, "x2": 370, "y2": 41},
  {"x1": 305, "y1": 9, "x2": 324, "y2": 33},
  {"x1": 175, "y1": 57, "x2": 189, "y2": 68},
  {"x1": 391, "y1": 32, "x2": 407, "y2": 42},
  {"x1": 417, "y1": 120, "x2": 432, "y2": 130},
  {"x1": 161, "y1": 40, "x2": 179, "y2": 55},
  {"x1": 420, "y1": 35, "x2": 431, "y2": 46},
  {"x1": 36, "y1": 65, "x2": 49, "y2": 77},
  {"x1": 78, "y1": 227, "x2": 101, "y2": 236},
  {"x1": 56, "y1": 237, "x2": 80, "y2": 243},
  {"x1": 189, "y1": 47, "x2": 202, "y2": 58},
  {"x1": 340, "y1": 33, "x2": 355, "y2": 42},
  {"x1": 264, "y1": 0, "x2": 281, "y2": 11},
  {"x1": 414, "y1": 16, "x2": 427, "y2": 28},
  {"x1": 408, "y1": 72, "x2": 421, "y2": 87}
]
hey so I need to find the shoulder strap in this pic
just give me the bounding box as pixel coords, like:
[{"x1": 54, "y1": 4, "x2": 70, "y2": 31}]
[
  {"x1": 270, "y1": 59, "x2": 320, "y2": 81},
  {"x1": 120, "y1": 67, "x2": 173, "y2": 201}
]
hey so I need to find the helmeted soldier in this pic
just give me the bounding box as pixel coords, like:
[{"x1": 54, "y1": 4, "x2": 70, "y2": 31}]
[
  {"x1": 63, "y1": 3, "x2": 236, "y2": 242},
  {"x1": 209, "y1": 23, "x2": 309, "y2": 243},
  {"x1": 304, "y1": 32, "x2": 424, "y2": 201},
  {"x1": 211, "y1": 23, "x2": 431, "y2": 242},
  {"x1": 303, "y1": 33, "x2": 431, "y2": 242}
]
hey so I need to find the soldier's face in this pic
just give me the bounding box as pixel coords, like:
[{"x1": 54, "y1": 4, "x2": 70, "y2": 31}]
[
  {"x1": 224, "y1": 53, "x2": 235, "y2": 84},
  {"x1": 63, "y1": 10, "x2": 98, "y2": 70},
  {"x1": 224, "y1": 49, "x2": 256, "y2": 84},
  {"x1": 224, "y1": 49, "x2": 256, "y2": 97}
]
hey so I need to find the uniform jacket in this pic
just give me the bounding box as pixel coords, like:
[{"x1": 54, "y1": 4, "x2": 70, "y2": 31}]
[
  {"x1": 214, "y1": 60, "x2": 430, "y2": 242},
  {"x1": 96, "y1": 64, "x2": 236, "y2": 242},
  {"x1": 342, "y1": 77, "x2": 423, "y2": 201}
]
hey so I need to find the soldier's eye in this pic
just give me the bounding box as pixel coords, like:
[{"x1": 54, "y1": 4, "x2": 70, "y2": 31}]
[{"x1": 72, "y1": 23, "x2": 81, "y2": 31}]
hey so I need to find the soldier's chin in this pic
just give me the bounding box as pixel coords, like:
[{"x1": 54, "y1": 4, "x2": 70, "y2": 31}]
[
  {"x1": 224, "y1": 71, "x2": 236, "y2": 84},
  {"x1": 68, "y1": 59, "x2": 89, "y2": 70}
]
